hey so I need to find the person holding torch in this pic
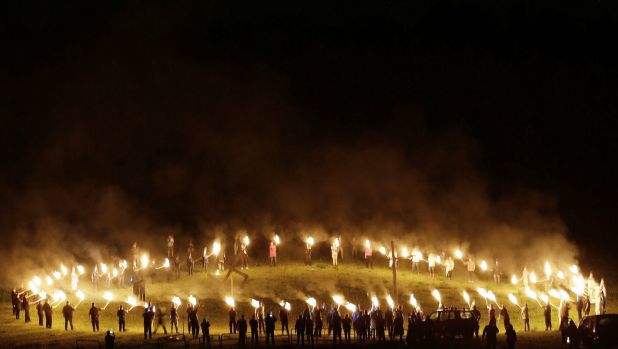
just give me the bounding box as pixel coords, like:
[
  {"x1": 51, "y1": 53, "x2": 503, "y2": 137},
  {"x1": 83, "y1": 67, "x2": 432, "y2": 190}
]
[
  {"x1": 62, "y1": 301, "x2": 74, "y2": 331},
  {"x1": 364, "y1": 240, "x2": 373, "y2": 268},
  {"x1": 167, "y1": 234, "x2": 174, "y2": 258},
  {"x1": 331, "y1": 238, "x2": 340, "y2": 269},
  {"x1": 269, "y1": 241, "x2": 277, "y2": 267},
  {"x1": 305, "y1": 237, "x2": 314, "y2": 266},
  {"x1": 89, "y1": 302, "x2": 101, "y2": 332}
]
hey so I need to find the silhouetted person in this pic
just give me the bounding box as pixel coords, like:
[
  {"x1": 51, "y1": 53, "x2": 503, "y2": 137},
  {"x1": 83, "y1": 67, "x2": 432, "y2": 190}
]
[
  {"x1": 229, "y1": 307, "x2": 237, "y2": 333},
  {"x1": 250, "y1": 314, "x2": 259, "y2": 344},
  {"x1": 154, "y1": 305, "x2": 167, "y2": 334},
  {"x1": 499, "y1": 305, "x2": 511, "y2": 331},
  {"x1": 11, "y1": 289, "x2": 19, "y2": 317},
  {"x1": 343, "y1": 314, "x2": 352, "y2": 342},
  {"x1": 332, "y1": 310, "x2": 342, "y2": 344},
  {"x1": 385, "y1": 309, "x2": 393, "y2": 339},
  {"x1": 117, "y1": 305, "x2": 126, "y2": 332},
  {"x1": 394, "y1": 310, "x2": 404, "y2": 341},
  {"x1": 280, "y1": 307, "x2": 289, "y2": 335},
  {"x1": 143, "y1": 306, "x2": 155, "y2": 340},
  {"x1": 201, "y1": 317, "x2": 211, "y2": 346},
  {"x1": 566, "y1": 319, "x2": 579, "y2": 349},
  {"x1": 43, "y1": 300, "x2": 52, "y2": 328},
  {"x1": 238, "y1": 314, "x2": 248, "y2": 345},
  {"x1": 14, "y1": 290, "x2": 21, "y2": 319},
  {"x1": 265, "y1": 312, "x2": 277, "y2": 345},
  {"x1": 62, "y1": 301, "x2": 74, "y2": 330},
  {"x1": 105, "y1": 330, "x2": 115, "y2": 349},
  {"x1": 544, "y1": 303, "x2": 552, "y2": 331},
  {"x1": 21, "y1": 295, "x2": 30, "y2": 323},
  {"x1": 36, "y1": 300, "x2": 44, "y2": 326},
  {"x1": 170, "y1": 304, "x2": 179, "y2": 333},
  {"x1": 89, "y1": 303, "x2": 101, "y2": 332},
  {"x1": 305, "y1": 315, "x2": 314, "y2": 345},
  {"x1": 506, "y1": 324, "x2": 517, "y2": 349},
  {"x1": 482, "y1": 318, "x2": 499, "y2": 349},
  {"x1": 471, "y1": 304, "x2": 481, "y2": 337},
  {"x1": 296, "y1": 315, "x2": 305, "y2": 345}
]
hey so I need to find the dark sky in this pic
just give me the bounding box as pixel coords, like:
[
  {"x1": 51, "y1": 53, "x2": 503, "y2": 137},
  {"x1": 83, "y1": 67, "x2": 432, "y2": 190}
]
[{"x1": 3, "y1": 1, "x2": 618, "y2": 273}]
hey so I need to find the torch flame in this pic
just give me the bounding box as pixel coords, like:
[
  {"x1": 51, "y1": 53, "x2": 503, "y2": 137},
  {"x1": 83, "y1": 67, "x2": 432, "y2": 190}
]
[
  {"x1": 371, "y1": 296, "x2": 379, "y2": 308},
  {"x1": 409, "y1": 293, "x2": 418, "y2": 308},
  {"x1": 540, "y1": 293, "x2": 549, "y2": 304},
  {"x1": 53, "y1": 271, "x2": 62, "y2": 280},
  {"x1": 454, "y1": 249, "x2": 463, "y2": 259},
  {"x1": 332, "y1": 295, "x2": 344, "y2": 306},
  {"x1": 401, "y1": 247, "x2": 409, "y2": 258},
  {"x1": 140, "y1": 254, "x2": 149, "y2": 269},
  {"x1": 463, "y1": 291, "x2": 470, "y2": 306},
  {"x1": 242, "y1": 235, "x2": 250, "y2": 246},
  {"x1": 306, "y1": 297, "x2": 317, "y2": 308},
  {"x1": 386, "y1": 295, "x2": 395, "y2": 309},
  {"x1": 306, "y1": 237, "x2": 314, "y2": 247},
  {"x1": 188, "y1": 295, "x2": 197, "y2": 306},
  {"x1": 172, "y1": 296, "x2": 181, "y2": 307},
  {"x1": 559, "y1": 290, "x2": 571, "y2": 302},
  {"x1": 480, "y1": 260, "x2": 488, "y2": 271},
  {"x1": 544, "y1": 261, "x2": 552, "y2": 278},
  {"x1": 251, "y1": 299, "x2": 260, "y2": 308},
  {"x1": 273, "y1": 234, "x2": 280, "y2": 245},
  {"x1": 365, "y1": 239, "x2": 371, "y2": 249},
  {"x1": 333, "y1": 238, "x2": 340, "y2": 248},
  {"x1": 61, "y1": 264, "x2": 68, "y2": 276},
  {"x1": 477, "y1": 288, "x2": 488, "y2": 299},
  {"x1": 508, "y1": 293, "x2": 518, "y2": 306},
  {"x1": 569, "y1": 264, "x2": 579, "y2": 274},
  {"x1": 103, "y1": 291, "x2": 113, "y2": 301},
  {"x1": 530, "y1": 272, "x2": 538, "y2": 284},
  {"x1": 378, "y1": 246, "x2": 387, "y2": 255},
  {"x1": 76, "y1": 290, "x2": 85, "y2": 301},
  {"x1": 77, "y1": 265, "x2": 85, "y2": 275},
  {"x1": 45, "y1": 276, "x2": 54, "y2": 286},
  {"x1": 126, "y1": 296, "x2": 137, "y2": 307},
  {"x1": 525, "y1": 287, "x2": 537, "y2": 300},
  {"x1": 101, "y1": 263, "x2": 108, "y2": 274},
  {"x1": 431, "y1": 289, "x2": 441, "y2": 303},
  {"x1": 487, "y1": 291, "x2": 497, "y2": 303},
  {"x1": 225, "y1": 296, "x2": 235, "y2": 307},
  {"x1": 212, "y1": 241, "x2": 221, "y2": 256},
  {"x1": 344, "y1": 302, "x2": 357, "y2": 312}
]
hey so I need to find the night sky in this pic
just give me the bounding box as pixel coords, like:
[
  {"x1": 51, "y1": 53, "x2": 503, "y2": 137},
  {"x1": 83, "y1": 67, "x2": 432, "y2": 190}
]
[{"x1": 3, "y1": 1, "x2": 618, "y2": 282}]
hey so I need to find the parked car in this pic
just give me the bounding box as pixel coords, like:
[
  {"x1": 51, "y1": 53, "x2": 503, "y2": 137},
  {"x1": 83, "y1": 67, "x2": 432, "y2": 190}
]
[
  {"x1": 578, "y1": 314, "x2": 618, "y2": 349},
  {"x1": 427, "y1": 308, "x2": 476, "y2": 340}
]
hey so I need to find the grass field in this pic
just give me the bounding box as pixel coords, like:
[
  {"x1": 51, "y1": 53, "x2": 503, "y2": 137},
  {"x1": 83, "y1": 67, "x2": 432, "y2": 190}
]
[{"x1": 1, "y1": 260, "x2": 615, "y2": 348}]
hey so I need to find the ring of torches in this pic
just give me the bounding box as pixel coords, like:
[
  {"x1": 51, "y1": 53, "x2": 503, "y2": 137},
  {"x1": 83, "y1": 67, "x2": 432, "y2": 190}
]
[{"x1": 19, "y1": 237, "x2": 606, "y2": 322}]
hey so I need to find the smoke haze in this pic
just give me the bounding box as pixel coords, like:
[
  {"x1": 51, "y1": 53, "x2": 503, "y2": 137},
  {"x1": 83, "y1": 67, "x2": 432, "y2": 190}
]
[{"x1": 6, "y1": 1, "x2": 609, "y2": 287}]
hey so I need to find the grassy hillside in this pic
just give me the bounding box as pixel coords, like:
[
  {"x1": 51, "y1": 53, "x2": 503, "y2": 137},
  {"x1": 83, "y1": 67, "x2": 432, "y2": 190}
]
[{"x1": 1, "y1": 261, "x2": 615, "y2": 348}]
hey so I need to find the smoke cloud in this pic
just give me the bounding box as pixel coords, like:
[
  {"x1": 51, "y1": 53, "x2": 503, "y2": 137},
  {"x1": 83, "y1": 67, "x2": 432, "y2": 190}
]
[{"x1": 2, "y1": 3, "x2": 580, "y2": 288}]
